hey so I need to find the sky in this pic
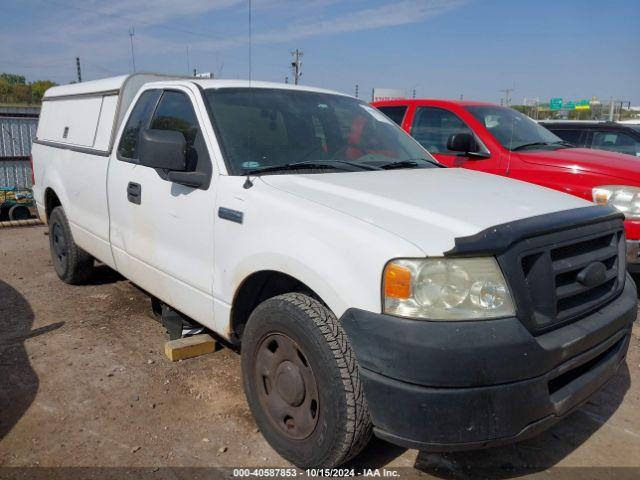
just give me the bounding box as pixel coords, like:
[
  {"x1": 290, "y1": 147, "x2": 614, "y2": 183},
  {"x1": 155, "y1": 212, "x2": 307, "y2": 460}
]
[{"x1": 1, "y1": 0, "x2": 639, "y2": 104}]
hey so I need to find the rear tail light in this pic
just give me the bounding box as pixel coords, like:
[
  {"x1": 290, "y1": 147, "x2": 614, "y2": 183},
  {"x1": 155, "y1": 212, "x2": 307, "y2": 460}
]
[{"x1": 29, "y1": 153, "x2": 35, "y2": 185}]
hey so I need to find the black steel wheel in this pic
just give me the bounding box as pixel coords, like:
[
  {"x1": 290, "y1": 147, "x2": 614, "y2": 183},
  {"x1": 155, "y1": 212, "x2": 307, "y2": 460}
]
[
  {"x1": 254, "y1": 333, "x2": 320, "y2": 440},
  {"x1": 48, "y1": 206, "x2": 94, "y2": 284},
  {"x1": 241, "y1": 293, "x2": 372, "y2": 468}
]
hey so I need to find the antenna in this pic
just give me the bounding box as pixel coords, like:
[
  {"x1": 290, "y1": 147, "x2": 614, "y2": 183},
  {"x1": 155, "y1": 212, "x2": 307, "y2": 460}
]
[
  {"x1": 248, "y1": 0, "x2": 252, "y2": 83},
  {"x1": 243, "y1": 0, "x2": 254, "y2": 190},
  {"x1": 186, "y1": 44, "x2": 191, "y2": 75},
  {"x1": 129, "y1": 26, "x2": 136, "y2": 72}
]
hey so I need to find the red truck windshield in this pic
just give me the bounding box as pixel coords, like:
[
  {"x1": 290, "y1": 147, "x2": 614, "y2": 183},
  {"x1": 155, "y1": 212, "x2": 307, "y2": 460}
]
[{"x1": 466, "y1": 106, "x2": 565, "y2": 151}]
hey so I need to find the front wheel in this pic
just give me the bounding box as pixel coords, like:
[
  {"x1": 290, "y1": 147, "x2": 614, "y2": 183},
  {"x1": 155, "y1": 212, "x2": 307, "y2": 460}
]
[
  {"x1": 241, "y1": 293, "x2": 372, "y2": 468},
  {"x1": 49, "y1": 206, "x2": 94, "y2": 284}
]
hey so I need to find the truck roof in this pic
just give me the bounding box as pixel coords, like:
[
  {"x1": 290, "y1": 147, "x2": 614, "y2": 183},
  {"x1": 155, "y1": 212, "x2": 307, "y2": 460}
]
[
  {"x1": 371, "y1": 98, "x2": 497, "y2": 107},
  {"x1": 191, "y1": 79, "x2": 349, "y2": 97},
  {"x1": 44, "y1": 74, "x2": 349, "y2": 100}
]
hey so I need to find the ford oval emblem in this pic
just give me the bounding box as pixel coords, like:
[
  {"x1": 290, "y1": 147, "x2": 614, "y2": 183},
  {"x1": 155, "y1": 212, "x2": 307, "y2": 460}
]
[{"x1": 576, "y1": 262, "x2": 607, "y2": 287}]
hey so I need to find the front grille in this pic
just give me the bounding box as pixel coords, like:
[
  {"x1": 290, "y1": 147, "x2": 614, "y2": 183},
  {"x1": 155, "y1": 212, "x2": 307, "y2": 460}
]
[{"x1": 498, "y1": 218, "x2": 626, "y2": 334}]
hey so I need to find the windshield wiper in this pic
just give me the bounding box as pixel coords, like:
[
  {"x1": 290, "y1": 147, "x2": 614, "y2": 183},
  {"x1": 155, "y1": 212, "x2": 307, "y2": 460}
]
[
  {"x1": 512, "y1": 141, "x2": 575, "y2": 151},
  {"x1": 243, "y1": 160, "x2": 379, "y2": 176},
  {"x1": 511, "y1": 142, "x2": 554, "y2": 151},
  {"x1": 551, "y1": 140, "x2": 575, "y2": 148},
  {"x1": 378, "y1": 157, "x2": 444, "y2": 170}
]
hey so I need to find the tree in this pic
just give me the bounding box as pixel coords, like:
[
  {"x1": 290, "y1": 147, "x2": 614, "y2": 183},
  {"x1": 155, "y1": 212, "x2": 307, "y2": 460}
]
[
  {"x1": 0, "y1": 78, "x2": 10, "y2": 95},
  {"x1": 12, "y1": 84, "x2": 31, "y2": 103},
  {"x1": 0, "y1": 73, "x2": 26, "y2": 85},
  {"x1": 0, "y1": 73, "x2": 57, "y2": 105},
  {"x1": 31, "y1": 80, "x2": 56, "y2": 101}
]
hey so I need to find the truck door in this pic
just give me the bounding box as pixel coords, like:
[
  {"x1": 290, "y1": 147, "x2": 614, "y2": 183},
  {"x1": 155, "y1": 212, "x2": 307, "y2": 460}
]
[
  {"x1": 107, "y1": 87, "x2": 215, "y2": 327},
  {"x1": 409, "y1": 106, "x2": 502, "y2": 174}
]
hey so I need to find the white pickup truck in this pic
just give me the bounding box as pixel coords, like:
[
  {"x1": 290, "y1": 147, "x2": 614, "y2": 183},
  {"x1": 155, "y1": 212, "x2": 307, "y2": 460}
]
[{"x1": 32, "y1": 74, "x2": 636, "y2": 468}]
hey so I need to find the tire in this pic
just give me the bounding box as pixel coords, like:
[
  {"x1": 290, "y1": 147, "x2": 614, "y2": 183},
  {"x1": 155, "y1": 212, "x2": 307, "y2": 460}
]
[
  {"x1": 8, "y1": 205, "x2": 31, "y2": 221},
  {"x1": 48, "y1": 206, "x2": 94, "y2": 284},
  {"x1": 241, "y1": 293, "x2": 372, "y2": 468}
]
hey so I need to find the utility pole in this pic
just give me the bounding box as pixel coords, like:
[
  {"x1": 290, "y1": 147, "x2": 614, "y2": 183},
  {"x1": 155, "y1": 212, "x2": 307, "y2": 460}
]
[
  {"x1": 609, "y1": 97, "x2": 615, "y2": 122},
  {"x1": 500, "y1": 87, "x2": 514, "y2": 106},
  {"x1": 75, "y1": 57, "x2": 82, "y2": 83},
  {"x1": 129, "y1": 26, "x2": 136, "y2": 72},
  {"x1": 290, "y1": 49, "x2": 303, "y2": 85}
]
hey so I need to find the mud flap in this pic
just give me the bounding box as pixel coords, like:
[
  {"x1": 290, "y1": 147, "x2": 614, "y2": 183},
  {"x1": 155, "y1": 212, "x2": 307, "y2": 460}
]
[{"x1": 160, "y1": 305, "x2": 204, "y2": 340}]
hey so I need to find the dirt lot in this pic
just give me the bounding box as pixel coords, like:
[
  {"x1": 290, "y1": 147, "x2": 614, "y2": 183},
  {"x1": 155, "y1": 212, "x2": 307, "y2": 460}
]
[{"x1": 1, "y1": 224, "x2": 639, "y2": 479}]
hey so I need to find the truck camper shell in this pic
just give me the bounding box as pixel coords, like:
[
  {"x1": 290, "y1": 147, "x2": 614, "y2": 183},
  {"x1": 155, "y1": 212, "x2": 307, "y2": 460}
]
[{"x1": 37, "y1": 73, "x2": 185, "y2": 156}]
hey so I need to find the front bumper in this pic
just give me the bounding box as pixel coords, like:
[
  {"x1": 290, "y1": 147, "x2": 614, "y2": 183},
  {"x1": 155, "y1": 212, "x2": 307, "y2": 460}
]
[
  {"x1": 626, "y1": 240, "x2": 640, "y2": 273},
  {"x1": 339, "y1": 277, "x2": 637, "y2": 451}
]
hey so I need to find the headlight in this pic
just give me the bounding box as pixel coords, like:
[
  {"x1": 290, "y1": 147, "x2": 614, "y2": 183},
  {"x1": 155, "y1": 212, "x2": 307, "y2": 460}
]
[
  {"x1": 593, "y1": 185, "x2": 640, "y2": 219},
  {"x1": 383, "y1": 257, "x2": 515, "y2": 320}
]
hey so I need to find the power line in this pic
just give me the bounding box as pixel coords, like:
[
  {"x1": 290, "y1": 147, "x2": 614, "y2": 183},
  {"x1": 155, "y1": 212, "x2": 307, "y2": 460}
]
[{"x1": 44, "y1": 0, "x2": 227, "y2": 41}]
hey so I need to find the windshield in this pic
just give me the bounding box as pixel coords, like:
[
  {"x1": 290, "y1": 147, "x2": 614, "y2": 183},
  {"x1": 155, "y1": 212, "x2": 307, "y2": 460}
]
[
  {"x1": 204, "y1": 88, "x2": 436, "y2": 175},
  {"x1": 466, "y1": 106, "x2": 564, "y2": 151}
]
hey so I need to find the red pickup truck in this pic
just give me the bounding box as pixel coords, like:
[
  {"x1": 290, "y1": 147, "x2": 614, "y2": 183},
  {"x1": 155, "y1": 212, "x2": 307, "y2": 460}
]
[{"x1": 372, "y1": 99, "x2": 640, "y2": 272}]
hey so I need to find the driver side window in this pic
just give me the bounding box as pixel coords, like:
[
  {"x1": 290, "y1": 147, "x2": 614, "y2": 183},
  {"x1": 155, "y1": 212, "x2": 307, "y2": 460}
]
[
  {"x1": 148, "y1": 90, "x2": 211, "y2": 173},
  {"x1": 411, "y1": 107, "x2": 473, "y2": 154}
]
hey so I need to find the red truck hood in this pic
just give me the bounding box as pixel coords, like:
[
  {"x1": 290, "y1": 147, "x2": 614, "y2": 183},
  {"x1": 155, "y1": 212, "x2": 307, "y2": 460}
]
[{"x1": 518, "y1": 148, "x2": 640, "y2": 184}]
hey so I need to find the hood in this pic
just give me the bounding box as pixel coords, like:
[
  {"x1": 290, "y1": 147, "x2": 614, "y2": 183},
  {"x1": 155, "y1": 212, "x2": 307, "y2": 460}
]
[
  {"x1": 518, "y1": 147, "x2": 640, "y2": 184},
  {"x1": 260, "y1": 168, "x2": 590, "y2": 255}
]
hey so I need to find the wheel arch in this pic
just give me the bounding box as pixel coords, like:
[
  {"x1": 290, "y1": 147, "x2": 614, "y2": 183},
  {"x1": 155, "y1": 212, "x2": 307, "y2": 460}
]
[
  {"x1": 230, "y1": 270, "x2": 327, "y2": 344},
  {"x1": 44, "y1": 187, "x2": 62, "y2": 223}
]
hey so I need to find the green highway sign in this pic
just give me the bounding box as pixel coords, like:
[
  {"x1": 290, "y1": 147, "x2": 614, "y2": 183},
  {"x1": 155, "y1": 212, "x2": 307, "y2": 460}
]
[
  {"x1": 550, "y1": 98, "x2": 563, "y2": 110},
  {"x1": 575, "y1": 99, "x2": 590, "y2": 110},
  {"x1": 564, "y1": 101, "x2": 575, "y2": 110}
]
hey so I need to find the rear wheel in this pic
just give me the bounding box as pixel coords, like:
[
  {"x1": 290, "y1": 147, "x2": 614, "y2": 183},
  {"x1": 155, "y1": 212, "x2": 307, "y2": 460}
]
[
  {"x1": 49, "y1": 206, "x2": 94, "y2": 284},
  {"x1": 241, "y1": 293, "x2": 372, "y2": 468}
]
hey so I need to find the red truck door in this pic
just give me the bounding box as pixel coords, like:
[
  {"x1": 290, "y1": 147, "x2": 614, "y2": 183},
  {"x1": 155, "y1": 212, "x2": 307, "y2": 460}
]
[{"x1": 407, "y1": 105, "x2": 504, "y2": 175}]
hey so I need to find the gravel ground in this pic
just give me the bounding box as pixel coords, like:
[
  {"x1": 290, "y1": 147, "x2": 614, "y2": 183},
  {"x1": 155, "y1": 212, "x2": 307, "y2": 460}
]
[{"x1": 1, "y1": 225, "x2": 639, "y2": 479}]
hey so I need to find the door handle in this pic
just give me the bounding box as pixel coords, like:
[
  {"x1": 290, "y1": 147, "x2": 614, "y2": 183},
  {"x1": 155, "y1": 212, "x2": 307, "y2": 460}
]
[{"x1": 127, "y1": 182, "x2": 141, "y2": 205}]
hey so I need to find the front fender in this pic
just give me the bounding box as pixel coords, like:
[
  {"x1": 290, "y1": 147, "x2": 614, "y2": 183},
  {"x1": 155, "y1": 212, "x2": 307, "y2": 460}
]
[{"x1": 213, "y1": 177, "x2": 424, "y2": 332}]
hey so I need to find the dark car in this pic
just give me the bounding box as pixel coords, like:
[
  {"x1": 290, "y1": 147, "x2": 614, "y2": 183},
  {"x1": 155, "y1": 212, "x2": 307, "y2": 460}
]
[{"x1": 540, "y1": 121, "x2": 640, "y2": 158}]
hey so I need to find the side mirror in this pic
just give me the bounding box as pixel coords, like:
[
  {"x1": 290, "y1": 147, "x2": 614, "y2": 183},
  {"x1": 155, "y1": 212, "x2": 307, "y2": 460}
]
[
  {"x1": 447, "y1": 133, "x2": 476, "y2": 153},
  {"x1": 138, "y1": 129, "x2": 187, "y2": 171},
  {"x1": 446, "y1": 133, "x2": 490, "y2": 159}
]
